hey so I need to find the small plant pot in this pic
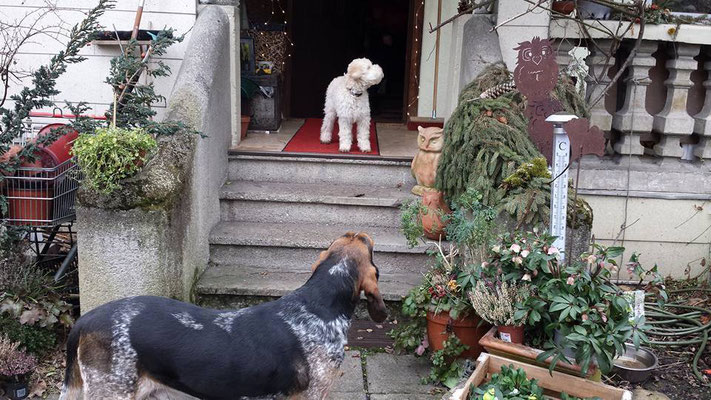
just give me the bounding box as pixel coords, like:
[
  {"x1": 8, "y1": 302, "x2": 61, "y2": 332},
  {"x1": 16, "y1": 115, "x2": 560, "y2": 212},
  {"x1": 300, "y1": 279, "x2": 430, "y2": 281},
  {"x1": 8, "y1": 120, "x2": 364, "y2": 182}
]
[
  {"x1": 552, "y1": 1, "x2": 575, "y2": 14},
  {"x1": 426, "y1": 310, "x2": 490, "y2": 359},
  {"x1": 241, "y1": 116, "x2": 251, "y2": 140},
  {"x1": 496, "y1": 325, "x2": 524, "y2": 344},
  {"x1": 4, "y1": 381, "x2": 29, "y2": 400},
  {"x1": 420, "y1": 190, "x2": 451, "y2": 241}
]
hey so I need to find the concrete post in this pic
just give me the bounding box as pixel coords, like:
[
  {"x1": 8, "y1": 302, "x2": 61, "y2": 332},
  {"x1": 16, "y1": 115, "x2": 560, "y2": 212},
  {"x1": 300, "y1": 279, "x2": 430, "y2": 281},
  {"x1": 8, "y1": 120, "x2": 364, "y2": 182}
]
[
  {"x1": 693, "y1": 58, "x2": 711, "y2": 160},
  {"x1": 612, "y1": 41, "x2": 658, "y2": 156},
  {"x1": 652, "y1": 43, "x2": 701, "y2": 158},
  {"x1": 585, "y1": 40, "x2": 615, "y2": 132}
]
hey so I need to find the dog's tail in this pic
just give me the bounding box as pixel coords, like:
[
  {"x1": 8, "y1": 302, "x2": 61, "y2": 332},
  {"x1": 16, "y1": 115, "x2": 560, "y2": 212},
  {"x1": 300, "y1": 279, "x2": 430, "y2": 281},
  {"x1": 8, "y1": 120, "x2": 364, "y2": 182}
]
[{"x1": 58, "y1": 328, "x2": 83, "y2": 400}]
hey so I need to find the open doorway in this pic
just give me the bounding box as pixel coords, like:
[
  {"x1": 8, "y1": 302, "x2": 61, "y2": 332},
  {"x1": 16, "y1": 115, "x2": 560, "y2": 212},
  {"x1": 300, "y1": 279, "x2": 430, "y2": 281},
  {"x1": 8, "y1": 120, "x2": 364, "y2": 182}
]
[{"x1": 288, "y1": 0, "x2": 410, "y2": 122}]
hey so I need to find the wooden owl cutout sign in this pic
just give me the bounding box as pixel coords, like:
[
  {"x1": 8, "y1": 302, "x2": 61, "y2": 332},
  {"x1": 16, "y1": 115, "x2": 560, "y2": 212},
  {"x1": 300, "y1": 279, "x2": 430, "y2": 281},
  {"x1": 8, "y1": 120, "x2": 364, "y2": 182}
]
[{"x1": 514, "y1": 36, "x2": 605, "y2": 162}]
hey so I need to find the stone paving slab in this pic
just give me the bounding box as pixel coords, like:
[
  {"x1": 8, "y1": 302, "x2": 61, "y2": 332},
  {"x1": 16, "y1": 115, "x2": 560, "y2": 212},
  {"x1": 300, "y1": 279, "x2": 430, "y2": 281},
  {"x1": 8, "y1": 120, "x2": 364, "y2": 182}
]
[
  {"x1": 328, "y1": 350, "x2": 366, "y2": 398},
  {"x1": 365, "y1": 353, "x2": 436, "y2": 396}
]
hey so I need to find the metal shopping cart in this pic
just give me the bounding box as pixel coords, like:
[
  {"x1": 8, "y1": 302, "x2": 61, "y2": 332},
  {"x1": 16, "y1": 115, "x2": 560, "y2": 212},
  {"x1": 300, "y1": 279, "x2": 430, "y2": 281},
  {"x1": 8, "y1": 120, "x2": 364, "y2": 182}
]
[{"x1": 2, "y1": 109, "x2": 104, "y2": 280}]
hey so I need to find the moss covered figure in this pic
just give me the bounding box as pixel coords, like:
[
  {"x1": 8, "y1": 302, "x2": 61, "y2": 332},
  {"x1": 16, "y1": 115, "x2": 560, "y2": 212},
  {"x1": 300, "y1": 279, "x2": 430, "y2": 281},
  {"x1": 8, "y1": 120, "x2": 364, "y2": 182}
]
[{"x1": 436, "y1": 63, "x2": 591, "y2": 228}]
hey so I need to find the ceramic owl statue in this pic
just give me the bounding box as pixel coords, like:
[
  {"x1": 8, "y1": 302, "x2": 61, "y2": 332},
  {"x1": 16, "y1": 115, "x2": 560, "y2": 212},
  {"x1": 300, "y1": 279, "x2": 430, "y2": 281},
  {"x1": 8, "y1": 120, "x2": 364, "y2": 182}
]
[{"x1": 411, "y1": 126, "x2": 444, "y2": 196}]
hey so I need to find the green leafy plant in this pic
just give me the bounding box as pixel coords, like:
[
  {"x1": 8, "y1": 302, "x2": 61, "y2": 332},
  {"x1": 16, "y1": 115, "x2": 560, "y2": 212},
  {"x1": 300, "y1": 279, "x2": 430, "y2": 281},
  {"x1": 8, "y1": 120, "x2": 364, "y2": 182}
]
[
  {"x1": 400, "y1": 199, "x2": 425, "y2": 248},
  {"x1": 0, "y1": 315, "x2": 57, "y2": 356},
  {"x1": 479, "y1": 231, "x2": 666, "y2": 376},
  {"x1": 425, "y1": 335, "x2": 468, "y2": 389},
  {"x1": 72, "y1": 126, "x2": 157, "y2": 193},
  {"x1": 469, "y1": 364, "x2": 543, "y2": 400},
  {"x1": 468, "y1": 364, "x2": 602, "y2": 400},
  {"x1": 391, "y1": 189, "x2": 497, "y2": 387}
]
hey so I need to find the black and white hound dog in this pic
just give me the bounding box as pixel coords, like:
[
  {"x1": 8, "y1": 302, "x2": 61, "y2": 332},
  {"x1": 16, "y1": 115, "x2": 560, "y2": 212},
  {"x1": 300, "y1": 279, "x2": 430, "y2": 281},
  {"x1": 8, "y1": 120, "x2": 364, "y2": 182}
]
[{"x1": 59, "y1": 232, "x2": 387, "y2": 399}]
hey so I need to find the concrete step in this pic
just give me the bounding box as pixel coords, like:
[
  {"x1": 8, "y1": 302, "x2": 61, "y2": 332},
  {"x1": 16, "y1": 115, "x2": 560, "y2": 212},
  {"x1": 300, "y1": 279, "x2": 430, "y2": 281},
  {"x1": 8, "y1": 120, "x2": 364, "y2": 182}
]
[
  {"x1": 228, "y1": 154, "x2": 416, "y2": 186},
  {"x1": 208, "y1": 221, "x2": 432, "y2": 275},
  {"x1": 195, "y1": 265, "x2": 422, "y2": 302},
  {"x1": 219, "y1": 180, "x2": 416, "y2": 227}
]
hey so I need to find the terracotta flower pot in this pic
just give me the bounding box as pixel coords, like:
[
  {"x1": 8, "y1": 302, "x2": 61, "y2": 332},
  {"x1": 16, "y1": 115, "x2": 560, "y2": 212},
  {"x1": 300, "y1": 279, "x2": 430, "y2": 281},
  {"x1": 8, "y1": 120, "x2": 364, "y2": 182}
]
[
  {"x1": 426, "y1": 310, "x2": 490, "y2": 359},
  {"x1": 5, "y1": 186, "x2": 51, "y2": 226},
  {"x1": 420, "y1": 190, "x2": 450, "y2": 241},
  {"x1": 497, "y1": 324, "x2": 524, "y2": 344},
  {"x1": 552, "y1": 1, "x2": 575, "y2": 14},
  {"x1": 241, "y1": 116, "x2": 251, "y2": 140}
]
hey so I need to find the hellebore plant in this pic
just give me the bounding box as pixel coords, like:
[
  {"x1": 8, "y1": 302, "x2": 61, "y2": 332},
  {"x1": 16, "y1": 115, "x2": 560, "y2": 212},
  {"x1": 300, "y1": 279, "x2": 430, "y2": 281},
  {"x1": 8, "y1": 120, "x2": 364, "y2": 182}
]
[{"x1": 479, "y1": 230, "x2": 666, "y2": 375}]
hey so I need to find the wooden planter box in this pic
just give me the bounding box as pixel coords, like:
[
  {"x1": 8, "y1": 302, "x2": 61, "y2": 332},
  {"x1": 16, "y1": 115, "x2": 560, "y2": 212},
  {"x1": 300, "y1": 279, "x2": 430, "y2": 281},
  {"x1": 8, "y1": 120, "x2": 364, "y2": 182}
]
[
  {"x1": 479, "y1": 327, "x2": 598, "y2": 379},
  {"x1": 459, "y1": 353, "x2": 631, "y2": 400}
]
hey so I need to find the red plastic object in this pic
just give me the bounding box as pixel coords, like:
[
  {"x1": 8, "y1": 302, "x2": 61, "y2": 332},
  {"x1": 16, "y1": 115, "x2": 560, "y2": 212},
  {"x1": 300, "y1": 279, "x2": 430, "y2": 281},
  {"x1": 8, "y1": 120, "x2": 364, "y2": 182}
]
[
  {"x1": 6, "y1": 186, "x2": 51, "y2": 226},
  {"x1": 36, "y1": 123, "x2": 78, "y2": 167}
]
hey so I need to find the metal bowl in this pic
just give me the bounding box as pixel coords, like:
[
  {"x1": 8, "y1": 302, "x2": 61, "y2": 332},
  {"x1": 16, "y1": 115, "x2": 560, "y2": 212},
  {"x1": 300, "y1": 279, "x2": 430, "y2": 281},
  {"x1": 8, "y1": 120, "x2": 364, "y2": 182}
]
[{"x1": 612, "y1": 346, "x2": 658, "y2": 383}]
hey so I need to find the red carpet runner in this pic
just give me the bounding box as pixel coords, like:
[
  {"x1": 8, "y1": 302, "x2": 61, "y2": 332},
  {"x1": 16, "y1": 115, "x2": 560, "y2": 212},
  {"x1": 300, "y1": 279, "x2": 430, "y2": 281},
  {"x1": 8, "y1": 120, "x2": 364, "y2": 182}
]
[{"x1": 283, "y1": 118, "x2": 379, "y2": 155}]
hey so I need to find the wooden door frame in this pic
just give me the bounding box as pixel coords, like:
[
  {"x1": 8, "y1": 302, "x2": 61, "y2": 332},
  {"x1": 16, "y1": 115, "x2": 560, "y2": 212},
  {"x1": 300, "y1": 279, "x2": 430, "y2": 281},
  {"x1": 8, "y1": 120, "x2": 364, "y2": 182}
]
[
  {"x1": 404, "y1": 0, "x2": 424, "y2": 121},
  {"x1": 284, "y1": 0, "x2": 420, "y2": 121}
]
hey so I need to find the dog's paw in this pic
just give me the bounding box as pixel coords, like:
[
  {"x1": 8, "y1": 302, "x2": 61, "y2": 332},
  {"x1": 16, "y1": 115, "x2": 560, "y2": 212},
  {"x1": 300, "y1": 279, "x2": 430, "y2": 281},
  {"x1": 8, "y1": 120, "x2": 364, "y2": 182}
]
[
  {"x1": 358, "y1": 145, "x2": 371, "y2": 153},
  {"x1": 339, "y1": 145, "x2": 351, "y2": 152},
  {"x1": 320, "y1": 138, "x2": 332, "y2": 144}
]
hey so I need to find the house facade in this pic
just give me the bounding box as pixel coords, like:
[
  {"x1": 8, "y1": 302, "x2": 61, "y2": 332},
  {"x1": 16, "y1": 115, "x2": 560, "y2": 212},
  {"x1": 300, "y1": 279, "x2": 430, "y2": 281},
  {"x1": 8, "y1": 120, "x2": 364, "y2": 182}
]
[{"x1": 3, "y1": 0, "x2": 711, "y2": 309}]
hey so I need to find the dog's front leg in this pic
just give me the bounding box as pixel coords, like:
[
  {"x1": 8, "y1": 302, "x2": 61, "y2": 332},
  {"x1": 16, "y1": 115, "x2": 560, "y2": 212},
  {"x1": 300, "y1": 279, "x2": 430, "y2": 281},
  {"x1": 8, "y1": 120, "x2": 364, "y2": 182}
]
[
  {"x1": 356, "y1": 115, "x2": 371, "y2": 153},
  {"x1": 338, "y1": 118, "x2": 353, "y2": 152},
  {"x1": 320, "y1": 111, "x2": 336, "y2": 143}
]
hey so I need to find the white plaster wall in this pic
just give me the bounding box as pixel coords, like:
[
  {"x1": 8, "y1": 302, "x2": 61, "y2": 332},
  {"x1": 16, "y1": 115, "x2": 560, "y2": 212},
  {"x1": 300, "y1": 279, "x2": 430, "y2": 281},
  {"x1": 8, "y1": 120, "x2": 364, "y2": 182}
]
[
  {"x1": 496, "y1": 0, "x2": 552, "y2": 71},
  {"x1": 0, "y1": 0, "x2": 197, "y2": 120},
  {"x1": 416, "y1": 0, "x2": 458, "y2": 118}
]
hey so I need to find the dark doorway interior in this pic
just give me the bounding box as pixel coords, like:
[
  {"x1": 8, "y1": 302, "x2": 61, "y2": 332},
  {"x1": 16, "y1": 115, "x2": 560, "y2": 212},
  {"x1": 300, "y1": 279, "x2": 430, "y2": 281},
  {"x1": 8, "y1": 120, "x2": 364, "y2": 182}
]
[{"x1": 289, "y1": 0, "x2": 409, "y2": 122}]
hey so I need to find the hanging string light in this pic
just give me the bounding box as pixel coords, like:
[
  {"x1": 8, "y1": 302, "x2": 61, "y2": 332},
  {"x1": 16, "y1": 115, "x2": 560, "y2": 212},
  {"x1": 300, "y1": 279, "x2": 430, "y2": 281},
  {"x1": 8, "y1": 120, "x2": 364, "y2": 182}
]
[
  {"x1": 406, "y1": 0, "x2": 425, "y2": 118},
  {"x1": 255, "y1": 0, "x2": 294, "y2": 72}
]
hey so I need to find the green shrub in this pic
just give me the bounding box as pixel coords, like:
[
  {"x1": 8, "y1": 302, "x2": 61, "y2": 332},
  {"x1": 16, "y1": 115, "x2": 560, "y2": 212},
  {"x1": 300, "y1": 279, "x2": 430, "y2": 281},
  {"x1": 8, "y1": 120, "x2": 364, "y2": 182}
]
[
  {"x1": 0, "y1": 315, "x2": 56, "y2": 356},
  {"x1": 73, "y1": 126, "x2": 157, "y2": 193}
]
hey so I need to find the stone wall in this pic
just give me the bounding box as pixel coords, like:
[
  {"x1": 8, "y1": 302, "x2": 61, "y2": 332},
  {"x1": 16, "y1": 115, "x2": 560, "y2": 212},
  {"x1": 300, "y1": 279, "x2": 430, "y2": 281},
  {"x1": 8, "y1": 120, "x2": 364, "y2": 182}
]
[{"x1": 76, "y1": 6, "x2": 233, "y2": 313}]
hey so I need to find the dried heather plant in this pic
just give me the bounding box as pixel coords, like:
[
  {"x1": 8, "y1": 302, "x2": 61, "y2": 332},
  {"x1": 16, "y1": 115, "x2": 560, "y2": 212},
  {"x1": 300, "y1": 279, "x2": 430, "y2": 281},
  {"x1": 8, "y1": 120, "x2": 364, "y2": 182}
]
[
  {"x1": 0, "y1": 335, "x2": 37, "y2": 378},
  {"x1": 469, "y1": 281, "x2": 530, "y2": 326}
]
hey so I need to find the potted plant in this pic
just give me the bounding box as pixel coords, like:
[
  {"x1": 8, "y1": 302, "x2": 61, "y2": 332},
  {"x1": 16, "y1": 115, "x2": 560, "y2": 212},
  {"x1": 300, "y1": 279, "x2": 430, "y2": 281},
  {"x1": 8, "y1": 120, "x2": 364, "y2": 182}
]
[
  {"x1": 72, "y1": 126, "x2": 157, "y2": 194},
  {"x1": 241, "y1": 76, "x2": 260, "y2": 139},
  {"x1": 469, "y1": 280, "x2": 530, "y2": 344},
  {"x1": 391, "y1": 189, "x2": 497, "y2": 387},
  {"x1": 0, "y1": 336, "x2": 37, "y2": 400},
  {"x1": 476, "y1": 230, "x2": 666, "y2": 379}
]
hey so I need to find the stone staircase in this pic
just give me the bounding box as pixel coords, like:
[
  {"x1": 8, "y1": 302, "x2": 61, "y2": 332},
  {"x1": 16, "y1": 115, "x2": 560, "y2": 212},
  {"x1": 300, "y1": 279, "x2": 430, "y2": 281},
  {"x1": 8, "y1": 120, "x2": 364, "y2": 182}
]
[{"x1": 194, "y1": 153, "x2": 433, "y2": 308}]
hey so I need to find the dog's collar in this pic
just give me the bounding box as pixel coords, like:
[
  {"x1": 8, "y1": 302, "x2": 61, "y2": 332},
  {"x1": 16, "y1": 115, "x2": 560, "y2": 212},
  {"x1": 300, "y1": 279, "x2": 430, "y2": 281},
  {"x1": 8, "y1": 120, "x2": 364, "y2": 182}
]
[{"x1": 348, "y1": 88, "x2": 363, "y2": 97}]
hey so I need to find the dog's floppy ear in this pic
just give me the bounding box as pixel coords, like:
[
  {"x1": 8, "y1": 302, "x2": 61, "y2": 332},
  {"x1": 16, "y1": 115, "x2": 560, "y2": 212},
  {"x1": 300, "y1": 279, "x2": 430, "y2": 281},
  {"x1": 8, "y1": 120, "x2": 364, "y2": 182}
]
[
  {"x1": 311, "y1": 250, "x2": 328, "y2": 272},
  {"x1": 347, "y1": 60, "x2": 363, "y2": 80},
  {"x1": 361, "y1": 267, "x2": 387, "y2": 323}
]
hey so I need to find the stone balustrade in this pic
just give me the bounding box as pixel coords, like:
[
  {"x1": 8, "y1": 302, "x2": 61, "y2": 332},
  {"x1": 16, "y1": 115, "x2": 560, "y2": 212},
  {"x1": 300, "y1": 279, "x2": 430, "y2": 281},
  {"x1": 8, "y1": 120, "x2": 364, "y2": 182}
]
[{"x1": 550, "y1": 19, "x2": 711, "y2": 162}]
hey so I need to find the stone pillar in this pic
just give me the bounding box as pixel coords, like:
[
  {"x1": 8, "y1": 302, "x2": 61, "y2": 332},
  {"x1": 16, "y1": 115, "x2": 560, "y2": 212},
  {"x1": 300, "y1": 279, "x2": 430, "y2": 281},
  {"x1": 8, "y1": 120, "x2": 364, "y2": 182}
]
[
  {"x1": 693, "y1": 58, "x2": 711, "y2": 159},
  {"x1": 612, "y1": 41, "x2": 658, "y2": 155},
  {"x1": 441, "y1": 13, "x2": 473, "y2": 119},
  {"x1": 199, "y1": 0, "x2": 240, "y2": 146},
  {"x1": 585, "y1": 40, "x2": 615, "y2": 132},
  {"x1": 553, "y1": 40, "x2": 575, "y2": 71},
  {"x1": 652, "y1": 43, "x2": 701, "y2": 158}
]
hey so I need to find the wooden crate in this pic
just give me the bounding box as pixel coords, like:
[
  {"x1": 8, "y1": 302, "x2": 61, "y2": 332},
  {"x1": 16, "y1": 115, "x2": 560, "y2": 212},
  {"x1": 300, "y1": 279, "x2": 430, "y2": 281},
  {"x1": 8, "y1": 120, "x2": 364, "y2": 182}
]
[{"x1": 459, "y1": 353, "x2": 632, "y2": 400}]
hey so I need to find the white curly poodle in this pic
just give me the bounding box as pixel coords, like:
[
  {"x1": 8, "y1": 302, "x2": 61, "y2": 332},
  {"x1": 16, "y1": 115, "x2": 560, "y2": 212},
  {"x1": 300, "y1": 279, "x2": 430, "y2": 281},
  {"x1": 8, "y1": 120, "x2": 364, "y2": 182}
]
[{"x1": 320, "y1": 58, "x2": 384, "y2": 152}]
